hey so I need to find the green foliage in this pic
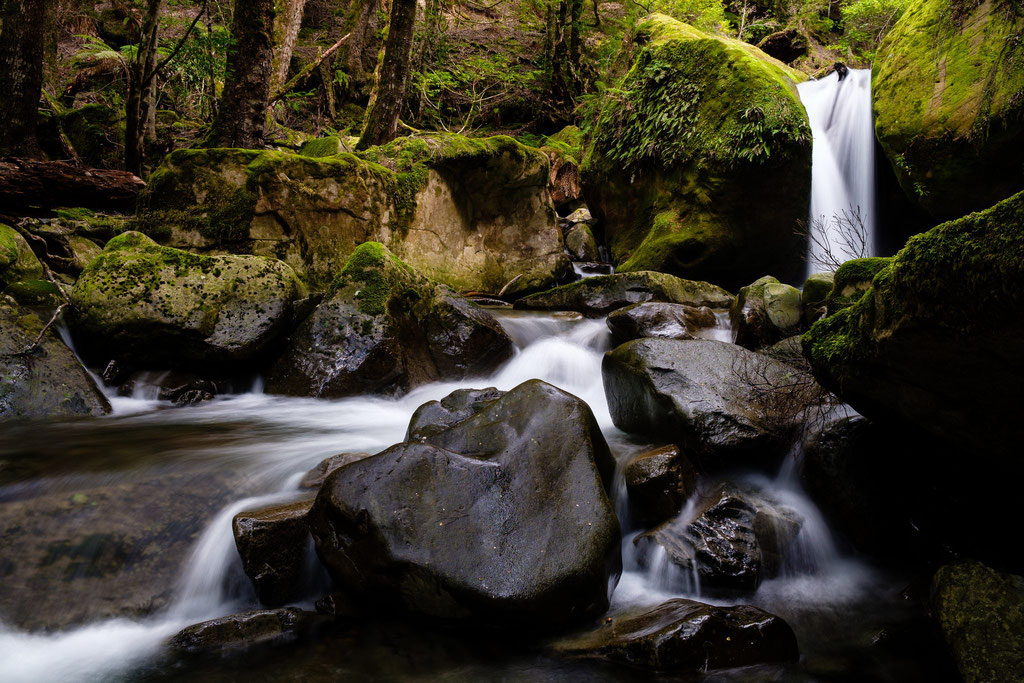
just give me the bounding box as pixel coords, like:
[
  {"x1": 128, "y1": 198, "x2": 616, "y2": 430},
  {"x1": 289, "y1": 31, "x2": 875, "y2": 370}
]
[
  {"x1": 650, "y1": 0, "x2": 729, "y2": 33},
  {"x1": 839, "y1": 0, "x2": 910, "y2": 61},
  {"x1": 157, "y1": 23, "x2": 231, "y2": 119}
]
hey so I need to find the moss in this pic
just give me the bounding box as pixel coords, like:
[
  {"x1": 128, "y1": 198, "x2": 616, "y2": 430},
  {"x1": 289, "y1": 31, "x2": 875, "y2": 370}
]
[
  {"x1": 298, "y1": 136, "x2": 345, "y2": 158},
  {"x1": 0, "y1": 224, "x2": 44, "y2": 287},
  {"x1": 541, "y1": 125, "x2": 584, "y2": 165},
  {"x1": 3, "y1": 279, "x2": 62, "y2": 307},
  {"x1": 335, "y1": 241, "x2": 417, "y2": 315}
]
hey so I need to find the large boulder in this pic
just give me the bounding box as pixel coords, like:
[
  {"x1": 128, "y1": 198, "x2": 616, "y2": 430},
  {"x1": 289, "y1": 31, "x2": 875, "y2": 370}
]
[
  {"x1": 930, "y1": 561, "x2": 1024, "y2": 683},
  {"x1": 606, "y1": 302, "x2": 717, "y2": 344},
  {"x1": 515, "y1": 271, "x2": 732, "y2": 317},
  {"x1": 603, "y1": 339, "x2": 815, "y2": 467},
  {"x1": 582, "y1": 14, "x2": 811, "y2": 290},
  {"x1": 136, "y1": 134, "x2": 569, "y2": 296},
  {"x1": 307, "y1": 380, "x2": 620, "y2": 627},
  {"x1": 265, "y1": 243, "x2": 514, "y2": 398},
  {"x1": 873, "y1": 0, "x2": 1024, "y2": 219},
  {"x1": 554, "y1": 598, "x2": 798, "y2": 672},
  {"x1": 1, "y1": 298, "x2": 110, "y2": 420},
  {"x1": 69, "y1": 232, "x2": 306, "y2": 369}
]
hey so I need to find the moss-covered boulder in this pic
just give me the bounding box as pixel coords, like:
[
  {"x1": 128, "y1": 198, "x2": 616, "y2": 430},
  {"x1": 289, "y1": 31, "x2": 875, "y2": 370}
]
[
  {"x1": 824, "y1": 257, "x2": 892, "y2": 312},
  {"x1": 136, "y1": 133, "x2": 568, "y2": 296},
  {"x1": 0, "y1": 224, "x2": 44, "y2": 288},
  {"x1": 69, "y1": 232, "x2": 306, "y2": 369},
  {"x1": 582, "y1": 14, "x2": 811, "y2": 290},
  {"x1": 265, "y1": 243, "x2": 514, "y2": 399},
  {"x1": 730, "y1": 276, "x2": 802, "y2": 349},
  {"x1": 801, "y1": 271, "x2": 834, "y2": 323},
  {"x1": 873, "y1": 0, "x2": 1024, "y2": 219},
  {"x1": 1, "y1": 298, "x2": 110, "y2": 420},
  {"x1": 802, "y1": 191, "x2": 1024, "y2": 460}
]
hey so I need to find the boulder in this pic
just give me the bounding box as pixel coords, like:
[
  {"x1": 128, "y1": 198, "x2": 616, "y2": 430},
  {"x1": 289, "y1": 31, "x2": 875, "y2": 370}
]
[
  {"x1": 405, "y1": 387, "x2": 505, "y2": 441},
  {"x1": 554, "y1": 598, "x2": 798, "y2": 672},
  {"x1": 606, "y1": 302, "x2": 717, "y2": 344},
  {"x1": 623, "y1": 445, "x2": 696, "y2": 527},
  {"x1": 824, "y1": 257, "x2": 891, "y2": 313},
  {"x1": 582, "y1": 14, "x2": 811, "y2": 290},
  {"x1": 299, "y1": 452, "x2": 375, "y2": 490},
  {"x1": 170, "y1": 607, "x2": 328, "y2": 651},
  {"x1": 233, "y1": 498, "x2": 316, "y2": 607},
  {"x1": 731, "y1": 276, "x2": 802, "y2": 349},
  {"x1": 930, "y1": 561, "x2": 1024, "y2": 683},
  {"x1": 756, "y1": 28, "x2": 808, "y2": 63},
  {"x1": 515, "y1": 271, "x2": 732, "y2": 317},
  {"x1": 69, "y1": 232, "x2": 306, "y2": 369},
  {"x1": 1, "y1": 298, "x2": 110, "y2": 420},
  {"x1": 307, "y1": 380, "x2": 620, "y2": 627},
  {"x1": 564, "y1": 223, "x2": 599, "y2": 262},
  {"x1": 603, "y1": 339, "x2": 814, "y2": 467},
  {"x1": 873, "y1": 0, "x2": 1024, "y2": 219},
  {"x1": 801, "y1": 271, "x2": 833, "y2": 323},
  {"x1": 0, "y1": 223, "x2": 44, "y2": 288},
  {"x1": 136, "y1": 134, "x2": 569, "y2": 295},
  {"x1": 265, "y1": 243, "x2": 514, "y2": 399}
]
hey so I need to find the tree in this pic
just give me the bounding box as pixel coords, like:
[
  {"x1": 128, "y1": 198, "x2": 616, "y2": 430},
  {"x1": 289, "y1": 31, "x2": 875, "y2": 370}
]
[
  {"x1": 0, "y1": 0, "x2": 49, "y2": 157},
  {"x1": 272, "y1": 0, "x2": 308, "y2": 92},
  {"x1": 207, "y1": 0, "x2": 276, "y2": 148},
  {"x1": 125, "y1": 0, "x2": 164, "y2": 174},
  {"x1": 356, "y1": 0, "x2": 417, "y2": 150}
]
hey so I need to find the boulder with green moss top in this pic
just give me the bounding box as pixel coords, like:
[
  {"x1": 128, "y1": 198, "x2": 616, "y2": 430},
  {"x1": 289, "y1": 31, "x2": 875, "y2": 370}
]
[
  {"x1": 136, "y1": 133, "x2": 568, "y2": 296},
  {"x1": 69, "y1": 232, "x2": 306, "y2": 369},
  {"x1": 581, "y1": 14, "x2": 811, "y2": 291},
  {"x1": 825, "y1": 257, "x2": 892, "y2": 312},
  {"x1": 801, "y1": 271, "x2": 833, "y2": 323},
  {"x1": 802, "y1": 191, "x2": 1024, "y2": 460},
  {"x1": 873, "y1": 0, "x2": 1024, "y2": 220},
  {"x1": 0, "y1": 224, "x2": 44, "y2": 288},
  {"x1": 38, "y1": 104, "x2": 123, "y2": 169},
  {"x1": 298, "y1": 135, "x2": 346, "y2": 157},
  {"x1": 1, "y1": 298, "x2": 110, "y2": 419},
  {"x1": 730, "y1": 276, "x2": 802, "y2": 349},
  {"x1": 265, "y1": 243, "x2": 514, "y2": 399},
  {"x1": 515, "y1": 271, "x2": 732, "y2": 317}
]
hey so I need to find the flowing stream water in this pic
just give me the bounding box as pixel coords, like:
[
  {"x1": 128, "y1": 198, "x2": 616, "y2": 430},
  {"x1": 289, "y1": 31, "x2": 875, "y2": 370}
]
[
  {"x1": 0, "y1": 311, "x2": 920, "y2": 681},
  {"x1": 797, "y1": 69, "x2": 877, "y2": 274}
]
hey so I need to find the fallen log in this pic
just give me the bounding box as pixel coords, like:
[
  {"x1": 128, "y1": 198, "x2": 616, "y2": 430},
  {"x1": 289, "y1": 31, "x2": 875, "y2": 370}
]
[{"x1": 0, "y1": 157, "x2": 145, "y2": 211}]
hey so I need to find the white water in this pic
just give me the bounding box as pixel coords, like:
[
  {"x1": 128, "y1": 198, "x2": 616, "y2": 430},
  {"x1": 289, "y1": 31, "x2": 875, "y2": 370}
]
[
  {"x1": 797, "y1": 69, "x2": 877, "y2": 274},
  {"x1": 0, "y1": 310, "x2": 876, "y2": 681}
]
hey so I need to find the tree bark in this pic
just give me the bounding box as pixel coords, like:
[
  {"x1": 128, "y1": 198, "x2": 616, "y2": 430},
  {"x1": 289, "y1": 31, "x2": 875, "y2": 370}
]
[
  {"x1": 207, "y1": 0, "x2": 276, "y2": 148},
  {"x1": 272, "y1": 0, "x2": 308, "y2": 92},
  {"x1": 125, "y1": 0, "x2": 164, "y2": 175},
  {"x1": 0, "y1": 0, "x2": 48, "y2": 157},
  {"x1": 356, "y1": 0, "x2": 417, "y2": 150},
  {"x1": 0, "y1": 158, "x2": 145, "y2": 211}
]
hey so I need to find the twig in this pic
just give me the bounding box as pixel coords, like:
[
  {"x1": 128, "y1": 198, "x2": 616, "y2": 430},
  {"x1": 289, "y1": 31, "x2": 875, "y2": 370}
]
[
  {"x1": 23, "y1": 303, "x2": 67, "y2": 354},
  {"x1": 270, "y1": 33, "x2": 351, "y2": 103}
]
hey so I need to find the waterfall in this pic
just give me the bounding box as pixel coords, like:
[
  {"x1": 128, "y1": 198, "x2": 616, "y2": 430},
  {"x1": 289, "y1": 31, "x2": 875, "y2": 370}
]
[{"x1": 797, "y1": 68, "x2": 876, "y2": 274}]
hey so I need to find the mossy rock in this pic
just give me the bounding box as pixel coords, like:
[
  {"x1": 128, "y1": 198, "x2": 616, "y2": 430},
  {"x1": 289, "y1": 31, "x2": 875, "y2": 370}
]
[
  {"x1": 38, "y1": 104, "x2": 124, "y2": 169},
  {"x1": 582, "y1": 14, "x2": 811, "y2": 291},
  {"x1": 873, "y1": 0, "x2": 1024, "y2": 219},
  {"x1": 2, "y1": 280, "x2": 63, "y2": 308},
  {"x1": 0, "y1": 224, "x2": 44, "y2": 288},
  {"x1": 802, "y1": 190, "x2": 1024, "y2": 461},
  {"x1": 298, "y1": 136, "x2": 345, "y2": 157},
  {"x1": 825, "y1": 257, "x2": 893, "y2": 312},
  {"x1": 69, "y1": 231, "x2": 307, "y2": 369},
  {"x1": 731, "y1": 276, "x2": 802, "y2": 349}
]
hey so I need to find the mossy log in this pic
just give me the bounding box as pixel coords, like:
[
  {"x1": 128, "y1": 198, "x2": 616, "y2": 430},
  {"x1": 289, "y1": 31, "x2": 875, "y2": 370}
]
[{"x1": 0, "y1": 158, "x2": 145, "y2": 211}]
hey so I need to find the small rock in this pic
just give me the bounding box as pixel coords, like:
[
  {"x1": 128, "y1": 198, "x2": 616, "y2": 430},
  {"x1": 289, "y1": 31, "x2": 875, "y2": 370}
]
[
  {"x1": 232, "y1": 498, "x2": 316, "y2": 606},
  {"x1": 565, "y1": 223, "x2": 600, "y2": 262},
  {"x1": 170, "y1": 607, "x2": 327, "y2": 651},
  {"x1": 623, "y1": 445, "x2": 696, "y2": 527},
  {"x1": 606, "y1": 302, "x2": 717, "y2": 344}
]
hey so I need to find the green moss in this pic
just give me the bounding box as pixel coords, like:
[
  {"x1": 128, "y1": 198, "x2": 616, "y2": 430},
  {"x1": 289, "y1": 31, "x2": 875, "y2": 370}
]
[
  {"x1": 298, "y1": 136, "x2": 345, "y2": 158},
  {"x1": 335, "y1": 241, "x2": 416, "y2": 315},
  {"x1": 3, "y1": 279, "x2": 62, "y2": 307},
  {"x1": 53, "y1": 208, "x2": 97, "y2": 221},
  {"x1": 541, "y1": 126, "x2": 584, "y2": 165}
]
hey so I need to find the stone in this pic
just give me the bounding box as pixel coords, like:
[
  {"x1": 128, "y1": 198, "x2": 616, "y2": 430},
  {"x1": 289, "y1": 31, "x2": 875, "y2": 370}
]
[
  {"x1": 623, "y1": 445, "x2": 696, "y2": 527},
  {"x1": 564, "y1": 223, "x2": 600, "y2": 262},
  {"x1": 170, "y1": 607, "x2": 328, "y2": 651},
  {"x1": 299, "y1": 452, "x2": 375, "y2": 490},
  {"x1": 606, "y1": 302, "x2": 717, "y2": 344},
  {"x1": 0, "y1": 223, "x2": 44, "y2": 288},
  {"x1": 824, "y1": 257, "x2": 891, "y2": 313},
  {"x1": 233, "y1": 498, "x2": 316, "y2": 607},
  {"x1": 731, "y1": 276, "x2": 801, "y2": 350},
  {"x1": 405, "y1": 387, "x2": 505, "y2": 441},
  {"x1": 802, "y1": 271, "x2": 833, "y2": 323}
]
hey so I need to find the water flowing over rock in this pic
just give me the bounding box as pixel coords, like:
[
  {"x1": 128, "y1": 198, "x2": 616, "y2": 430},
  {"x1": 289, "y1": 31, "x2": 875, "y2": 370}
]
[
  {"x1": 69, "y1": 231, "x2": 306, "y2": 370},
  {"x1": 623, "y1": 445, "x2": 696, "y2": 527},
  {"x1": 581, "y1": 14, "x2": 811, "y2": 290},
  {"x1": 307, "y1": 380, "x2": 620, "y2": 627},
  {"x1": 554, "y1": 598, "x2": 799, "y2": 672},
  {"x1": 232, "y1": 498, "x2": 316, "y2": 607},
  {"x1": 516, "y1": 271, "x2": 732, "y2": 317},
  {"x1": 606, "y1": 302, "x2": 717, "y2": 344},
  {"x1": 265, "y1": 243, "x2": 514, "y2": 399}
]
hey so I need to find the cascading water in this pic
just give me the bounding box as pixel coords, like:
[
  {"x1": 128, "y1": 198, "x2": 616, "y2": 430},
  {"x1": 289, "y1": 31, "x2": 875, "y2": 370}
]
[{"x1": 797, "y1": 68, "x2": 877, "y2": 274}]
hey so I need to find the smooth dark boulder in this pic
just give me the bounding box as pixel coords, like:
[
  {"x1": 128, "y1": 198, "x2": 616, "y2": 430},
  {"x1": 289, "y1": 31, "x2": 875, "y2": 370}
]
[
  {"x1": 606, "y1": 302, "x2": 717, "y2": 344},
  {"x1": 554, "y1": 598, "x2": 798, "y2": 672},
  {"x1": 170, "y1": 607, "x2": 328, "y2": 651},
  {"x1": 623, "y1": 445, "x2": 696, "y2": 527},
  {"x1": 406, "y1": 387, "x2": 505, "y2": 441},
  {"x1": 308, "y1": 380, "x2": 620, "y2": 627},
  {"x1": 232, "y1": 498, "x2": 316, "y2": 607},
  {"x1": 298, "y1": 452, "x2": 375, "y2": 490},
  {"x1": 266, "y1": 243, "x2": 514, "y2": 399}
]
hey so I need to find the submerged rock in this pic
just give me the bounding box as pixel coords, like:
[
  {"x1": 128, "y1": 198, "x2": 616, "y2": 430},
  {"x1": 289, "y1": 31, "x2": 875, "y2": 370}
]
[
  {"x1": 554, "y1": 598, "x2": 798, "y2": 672},
  {"x1": 623, "y1": 445, "x2": 696, "y2": 527},
  {"x1": 308, "y1": 380, "x2": 620, "y2": 627},
  {"x1": 70, "y1": 232, "x2": 306, "y2": 369},
  {"x1": 606, "y1": 302, "x2": 717, "y2": 344},
  {"x1": 170, "y1": 607, "x2": 328, "y2": 651},
  {"x1": 515, "y1": 271, "x2": 732, "y2": 317},
  {"x1": 233, "y1": 498, "x2": 316, "y2": 607},
  {"x1": 265, "y1": 243, "x2": 514, "y2": 399}
]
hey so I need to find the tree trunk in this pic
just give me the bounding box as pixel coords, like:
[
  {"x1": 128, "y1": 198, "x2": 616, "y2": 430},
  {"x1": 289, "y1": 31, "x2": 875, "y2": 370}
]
[
  {"x1": 125, "y1": 0, "x2": 163, "y2": 175},
  {"x1": 355, "y1": 0, "x2": 417, "y2": 150},
  {"x1": 272, "y1": 0, "x2": 308, "y2": 92},
  {"x1": 206, "y1": 0, "x2": 276, "y2": 148},
  {"x1": 0, "y1": 158, "x2": 145, "y2": 211},
  {"x1": 0, "y1": 0, "x2": 48, "y2": 157}
]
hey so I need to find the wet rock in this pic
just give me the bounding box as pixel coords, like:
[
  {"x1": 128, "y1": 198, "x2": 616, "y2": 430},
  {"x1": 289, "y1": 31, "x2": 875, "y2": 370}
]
[
  {"x1": 265, "y1": 243, "x2": 514, "y2": 399},
  {"x1": 565, "y1": 207, "x2": 592, "y2": 225},
  {"x1": 606, "y1": 302, "x2": 716, "y2": 344},
  {"x1": 299, "y1": 452, "x2": 375, "y2": 490},
  {"x1": 308, "y1": 380, "x2": 620, "y2": 627},
  {"x1": 170, "y1": 607, "x2": 329, "y2": 651},
  {"x1": 406, "y1": 387, "x2": 505, "y2": 441},
  {"x1": 233, "y1": 498, "x2": 316, "y2": 607},
  {"x1": 623, "y1": 445, "x2": 696, "y2": 527},
  {"x1": 931, "y1": 561, "x2": 1024, "y2": 683},
  {"x1": 731, "y1": 276, "x2": 802, "y2": 350},
  {"x1": 554, "y1": 598, "x2": 798, "y2": 672},
  {"x1": 603, "y1": 339, "x2": 813, "y2": 468},
  {"x1": 564, "y1": 223, "x2": 599, "y2": 262},
  {"x1": 801, "y1": 271, "x2": 833, "y2": 323},
  {"x1": 314, "y1": 592, "x2": 358, "y2": 618},
  {"x1": 824, "y1": 257, "x2": 891, "y2": 313},
  {"x1": 572, "y1": 262, "x2": 614, "y2": 277},
  {"x1": 516, "y1": 271, "x2": 732, "y2": 317},
  {"x1": 0, "y1": 223, "x2": 44, "y2": 288}
]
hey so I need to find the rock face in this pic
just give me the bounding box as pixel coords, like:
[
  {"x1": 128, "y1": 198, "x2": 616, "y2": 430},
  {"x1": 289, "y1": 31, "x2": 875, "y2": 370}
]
[
  {"x1": 873, "y1": 0, "x2": 1024, "y2": 219},
  {"x1": 70, "y1": 232, "x2": 306, "y2": 369},
  {"x1": 308, "y1": 380, "x2": 620, "y2": 626},
  {"x1": 623, "y1": 445, "x2": 696, "y2": 527},
  {"x1": 931, "y1": 561, "x2": 1024, "y2": 683},
  {"x1": 136, "y1": 134, "x2": 569, "y2": 295},
  {"x1": 265, "y1": 244, "x2": 514, "y2": 398},
  {"x1": 582, "y1": 14, "x2": 811, "y2": 290},
  {"x1": 299, "y1": 452, "x2": 375, "y2": 490},
  {"x1": 802, "y1": 190, "x2": 1024, "y2": 461},
  {"x1": 603, "y1": 339, "x2": 811, "y2": 467},
  {"x1": 606, "y1": 302, "x2": 717, "y2": 344},
  {"x1": 731, "y1": 276, "x2": 802, "y2": 350},
  {"x1": 516, "y1": 271, "x2": 732, "y2": 317},
  {"x1": 233, "y1": 498, "x2": 316, "y2": 607},
  {"x1": 1, "y1": 298, "x2": 110, "y2": 420},
  {"x1": 635, "y1": 484, "x2": 801, "y2": 590},
  {"x1": 170, "y1": 608, "x2": 327, "y2": 651},
  {"x1": 554, "y1": 598, "x2": 799, "y2": 672}
]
